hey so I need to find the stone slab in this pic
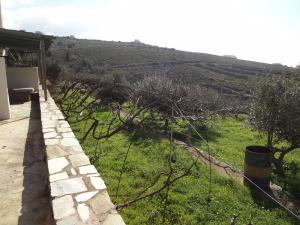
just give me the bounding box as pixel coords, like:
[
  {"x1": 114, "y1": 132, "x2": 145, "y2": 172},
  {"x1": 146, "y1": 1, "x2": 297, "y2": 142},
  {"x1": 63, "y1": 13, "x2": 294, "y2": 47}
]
[
  {"x1": 43, "y1": 128, "x2": 55, "y2": 133},
  {"x1": 48, "y1": 157, "x2": 69, "y2": 174},
  {"x1": 51, "y1": 177, "x2": 87, "y2": 197},
  {"x1": 59, "y1": 123, "x2": 71, "y2": 128},
  {"x1": 61, "y1": 138, "x2": 80, "y2": 147},
  {"x1": 62, "y1": 132, "x2": 75, "y2": 138},
  {"x1": 46, "y1": 145, "x2": 69, "y2": 159},
  {"x1": 42, "y1": 123, "x2": 56, "y2": 129},
  {"x1": 44, "y1": 132, "x2": 59, "y2": 139},
  {"x1": 45, "y1": 138, "x2": 60, "y2": 146},
  {"x1": 75, "y1": 191, "x2": 98, "y2": 203},
  {"x1": 89, "y1": 192, "x2": 114, "y2": 215},
  {"x1": 78, "y1": 165, "x2": 97, "y2": 175},
  {"x1": 68, "y1": 153, "x2": 90, "y2": 167},
  {"x1": 90, "y1": 177, "x2": 106, "y2": 190},
  {"x1": 102, "y1": 214, "x2": 126, "y2": 225},
  {"x1": 52, "y1": 195, "x2": 76, "y2": 220},
  {"x1": 66, "y1": 145, "x2": 83, "y2": 153},
  {"x1": 77, "y1": 204, "x2": 90, "y2": 223},
  {"x1": 50, "y1": 172, "x2": 69, "y2": 182},
  {"x1": 56, "y1": 214, "x2": 81, "y2": 225},
  {"x1": 57, "y1": 127, "x2": 73, "y2": 133}
]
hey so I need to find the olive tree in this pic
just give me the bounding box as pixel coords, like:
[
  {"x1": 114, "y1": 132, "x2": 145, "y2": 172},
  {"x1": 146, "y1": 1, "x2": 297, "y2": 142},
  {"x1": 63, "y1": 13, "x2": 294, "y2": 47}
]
[{"x1": 249, "y1": 77, "x2": 300, "y2": 175}]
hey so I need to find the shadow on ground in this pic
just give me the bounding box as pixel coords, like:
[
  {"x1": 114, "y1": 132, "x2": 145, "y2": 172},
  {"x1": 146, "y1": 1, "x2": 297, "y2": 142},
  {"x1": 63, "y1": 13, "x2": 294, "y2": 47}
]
[{"x1": 18, "y1": 100, "x2": 54, "y2": 225}]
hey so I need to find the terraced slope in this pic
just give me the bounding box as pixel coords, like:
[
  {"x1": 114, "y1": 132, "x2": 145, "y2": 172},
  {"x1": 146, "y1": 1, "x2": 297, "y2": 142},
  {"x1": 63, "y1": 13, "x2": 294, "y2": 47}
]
[{"x1": 47, "y1": 37, "x2": 295, "y2": 95}]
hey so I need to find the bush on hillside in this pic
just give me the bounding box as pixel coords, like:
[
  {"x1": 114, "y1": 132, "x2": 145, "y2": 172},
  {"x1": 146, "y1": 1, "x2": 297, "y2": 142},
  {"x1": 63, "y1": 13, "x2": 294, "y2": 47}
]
[{"x1": 46, "y1": 61, "x2": 62, "y2": 83}]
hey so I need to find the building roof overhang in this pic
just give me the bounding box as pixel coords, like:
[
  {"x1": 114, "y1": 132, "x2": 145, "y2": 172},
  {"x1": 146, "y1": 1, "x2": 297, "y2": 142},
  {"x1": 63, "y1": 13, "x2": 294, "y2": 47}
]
[
  {"x1": 0, "y1": 28, "x2": 54, "y2": 52},
  {"x1": 0, "y1": 28, "x2": 55, "y2": 101}
]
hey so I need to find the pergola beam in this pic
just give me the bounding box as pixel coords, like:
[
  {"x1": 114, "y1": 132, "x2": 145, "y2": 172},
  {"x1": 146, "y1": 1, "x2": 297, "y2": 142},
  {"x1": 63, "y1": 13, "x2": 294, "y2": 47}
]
[
  {"x1": 39, "y1": 39, "x2": 48, "y2": 101},
  {"x1": 0, "y1": 28, "x2": 53, "y2": 50}
]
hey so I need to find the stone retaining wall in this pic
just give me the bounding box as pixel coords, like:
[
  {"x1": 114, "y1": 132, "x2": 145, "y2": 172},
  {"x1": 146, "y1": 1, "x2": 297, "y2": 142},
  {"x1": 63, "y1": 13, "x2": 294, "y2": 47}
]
[{"x1": 39, "y1": 87, "x2": 125, "y2": 225}]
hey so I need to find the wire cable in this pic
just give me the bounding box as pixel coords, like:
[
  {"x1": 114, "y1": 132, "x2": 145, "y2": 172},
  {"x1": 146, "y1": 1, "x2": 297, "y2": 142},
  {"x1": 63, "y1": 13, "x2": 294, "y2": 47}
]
[{"x1": 58, "y1": 84, "x2": 300, "y2": 220}]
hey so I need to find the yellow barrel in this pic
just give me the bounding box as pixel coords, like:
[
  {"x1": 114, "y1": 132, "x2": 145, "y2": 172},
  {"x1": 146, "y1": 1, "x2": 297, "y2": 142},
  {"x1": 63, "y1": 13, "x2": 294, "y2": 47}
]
[{"x1": 244, "y1": 146, "x2": 271, "y2": 190}]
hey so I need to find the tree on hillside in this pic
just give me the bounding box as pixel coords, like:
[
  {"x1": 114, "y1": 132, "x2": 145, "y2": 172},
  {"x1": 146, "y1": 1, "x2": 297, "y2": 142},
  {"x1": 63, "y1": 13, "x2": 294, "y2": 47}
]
[
  {"x1": 46, "y1": 61, "x2": 62, "y2": 83},
  {"x1": 135, "y1": 75, "x2": 222, "y2": 117},
  {"x1": 249, "y1": 77, "x2": 300, "y2": 175},
  {"x1": 135, "y1": 76, "x2": 224, "y2": 143}
]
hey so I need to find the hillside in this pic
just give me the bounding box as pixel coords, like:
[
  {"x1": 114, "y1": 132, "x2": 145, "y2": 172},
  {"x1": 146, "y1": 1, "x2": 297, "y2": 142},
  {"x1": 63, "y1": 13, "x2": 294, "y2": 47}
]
[{"x1": 47, "y1": 37, "x2": 295, "y2": 95}]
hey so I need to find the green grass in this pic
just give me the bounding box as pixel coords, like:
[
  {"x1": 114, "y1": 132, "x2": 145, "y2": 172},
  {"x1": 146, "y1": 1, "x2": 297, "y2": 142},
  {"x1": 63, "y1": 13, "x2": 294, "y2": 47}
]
[
  {"x1": 192, "y1": 117, "x2": 265, "y2": 169},
  {"x1": 64, "y1": 107, "x2": 298, "y2": 225},
  {"x1": 191, "y1": 117, "x2": 300, "y2": 199}
]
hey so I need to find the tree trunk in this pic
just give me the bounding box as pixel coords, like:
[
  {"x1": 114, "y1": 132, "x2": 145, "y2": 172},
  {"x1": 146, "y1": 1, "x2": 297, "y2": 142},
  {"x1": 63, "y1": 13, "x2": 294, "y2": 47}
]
[
  {"x1": 164, "y1": 119, "x2": 169, "y2": 134},
  {"x1": 186, "y1": 123, "x2": 192, "y2": 146},
  {"x1": 272, "y1": 153, "x2": 285, "y2": 176}
]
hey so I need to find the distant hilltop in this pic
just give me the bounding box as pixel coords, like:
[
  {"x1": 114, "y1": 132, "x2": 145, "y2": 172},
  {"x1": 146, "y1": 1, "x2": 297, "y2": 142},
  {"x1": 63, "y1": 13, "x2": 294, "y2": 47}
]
[{"x1": 223, "y1": 55, "x2": 237, "y2": 59}]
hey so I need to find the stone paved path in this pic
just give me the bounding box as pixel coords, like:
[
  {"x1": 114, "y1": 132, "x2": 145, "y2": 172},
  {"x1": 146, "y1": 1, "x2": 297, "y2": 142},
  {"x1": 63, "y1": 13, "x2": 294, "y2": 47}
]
[{"x1": 0, "y1": 102, "x2": 53, "y2": 225}]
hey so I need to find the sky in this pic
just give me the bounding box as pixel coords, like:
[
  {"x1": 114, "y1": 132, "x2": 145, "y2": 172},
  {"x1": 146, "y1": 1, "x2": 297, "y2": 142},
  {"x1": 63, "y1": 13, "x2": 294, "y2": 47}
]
[{"x1": 2, "y1": 0, "x2": 300, "y2": 67}]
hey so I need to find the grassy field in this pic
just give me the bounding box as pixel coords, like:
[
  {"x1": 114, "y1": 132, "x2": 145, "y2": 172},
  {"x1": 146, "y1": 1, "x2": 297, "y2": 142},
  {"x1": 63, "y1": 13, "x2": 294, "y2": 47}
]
[
  {"x1": 64, "y1": 107, "x2": 298, "y2": 225},
  {"x1": 190, "y1": 117, "x2": 300, "y2": 199}
]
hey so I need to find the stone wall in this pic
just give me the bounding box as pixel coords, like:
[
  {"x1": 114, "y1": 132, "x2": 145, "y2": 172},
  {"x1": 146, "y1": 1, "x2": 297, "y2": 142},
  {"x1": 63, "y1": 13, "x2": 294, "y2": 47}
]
[{"x1": 39, "y1": 87, "x2": 125, "y2": 225}]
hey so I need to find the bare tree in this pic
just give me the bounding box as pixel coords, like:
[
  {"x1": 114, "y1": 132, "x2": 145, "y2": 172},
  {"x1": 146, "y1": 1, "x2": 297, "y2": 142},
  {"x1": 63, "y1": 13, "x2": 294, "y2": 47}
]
[{"x1": 51, "y1": 77, "x2": 206, "y2": 213}]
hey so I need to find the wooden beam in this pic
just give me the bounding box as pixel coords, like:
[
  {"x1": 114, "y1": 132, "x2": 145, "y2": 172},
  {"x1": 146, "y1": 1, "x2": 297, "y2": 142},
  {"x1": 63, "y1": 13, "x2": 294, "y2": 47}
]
[
  {"x1": 0, "y1": 28, "x2": 54, "y2": 51},
  {"x1": 37, "y1": 54, "x2": 42, "y2": 85},
  {"x1": 39, "y1": 39, "x2": 47, "y2": 101}
]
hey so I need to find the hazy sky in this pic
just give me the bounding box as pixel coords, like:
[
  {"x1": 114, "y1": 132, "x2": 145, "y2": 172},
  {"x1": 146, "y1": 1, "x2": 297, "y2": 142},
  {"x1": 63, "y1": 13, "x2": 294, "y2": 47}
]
[{"x1": 2, "y1": 0, "x2": 300, "y2": 66}]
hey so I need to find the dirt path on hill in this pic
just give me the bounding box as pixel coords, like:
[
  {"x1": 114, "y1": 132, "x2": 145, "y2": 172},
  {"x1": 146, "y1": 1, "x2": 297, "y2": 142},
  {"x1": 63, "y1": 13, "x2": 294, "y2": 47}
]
[{"x1": 173, "y1": 139, "x2": 244, "y2": 183}]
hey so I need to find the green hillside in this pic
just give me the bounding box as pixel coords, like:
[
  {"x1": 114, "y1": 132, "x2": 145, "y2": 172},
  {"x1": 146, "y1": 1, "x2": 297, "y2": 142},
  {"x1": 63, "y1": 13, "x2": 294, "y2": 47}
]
[{"x1": 47, "y1": 37, "x2": 295, "y2": 95}]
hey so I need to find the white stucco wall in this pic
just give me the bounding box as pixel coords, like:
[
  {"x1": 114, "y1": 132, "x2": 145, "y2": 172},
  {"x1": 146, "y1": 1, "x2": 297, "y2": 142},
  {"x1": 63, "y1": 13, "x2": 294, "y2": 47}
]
[
  {"x1": 0, "y1": 57, "x2": 11, "y2": 120},
  {"x1": 7, "y1": 67, "x2": 39, "y2": 92}
]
